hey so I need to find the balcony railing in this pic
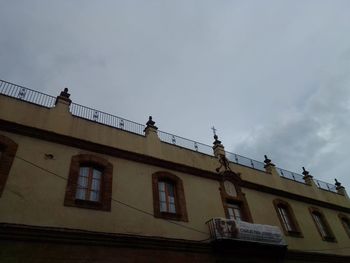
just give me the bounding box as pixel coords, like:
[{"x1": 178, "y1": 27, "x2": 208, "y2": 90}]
[
  {"x1": 0, "y1": 79, "x2": 56, "y2": 108},
  {"x1": 226, "y1": 152, "x2": 266, "y2": 172},
  {"x1": 0, "y1": 79, "x2": 341, "y2": 193},
  {"x1": 158, "y1": 130, "x2": 214, "y2": 155},
  {"x1": 314, "y1": 179, "x2": 337, "y2": 193},
  {"x1": 276, "y1": 168, "x2": 306, "y2": 184},
  {"x1": 70, "y1": 103, "x2": 146, "y2": 136}
]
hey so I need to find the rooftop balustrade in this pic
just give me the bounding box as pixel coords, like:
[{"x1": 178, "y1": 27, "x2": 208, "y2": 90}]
[{"x1": 0, "y1": 79, "x2": 342, "y2": 194}]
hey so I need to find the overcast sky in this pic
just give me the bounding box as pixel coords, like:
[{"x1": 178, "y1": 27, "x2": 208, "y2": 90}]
[{"x1": 1, "y1": 1, "x2": 350, "y2": 190}]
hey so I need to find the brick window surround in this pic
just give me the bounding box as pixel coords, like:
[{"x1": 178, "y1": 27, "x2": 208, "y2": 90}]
[
  {"x1": 152, "y1": 171, "x2": 188, "y2": 222},
  {"x1": 338, "y1": 213, "x2": 350, "y2": 238},
  {"x1": 309, "y1": 207, "x2": 336, "y2": 242},
  {"x1": 273, "y1": 199, "x2": 303, "y2": 237},
  {"x1": 220, "y1": 171, "x2": 253, "y2": 222},
  {"x1": 0, "y1": 134, "x2": 18, "y2": 197},
  {"x1": 64, "y1": 154, "x2": 113, "y2": 211}
]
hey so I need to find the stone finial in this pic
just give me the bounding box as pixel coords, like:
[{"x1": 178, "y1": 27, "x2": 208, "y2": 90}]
[
  {"x1": 213, "y1": 134, "x2": 222, "y2": 146},
  {"x1": 55, "y1": 87, "x2": 71, "y2": 105},
  {"x1": 212, "y1": 133, "x2": 225, "y2": 158},
  {"x1": 264, "y1": 155, "x2": 275, "y2": 166},
  {"x1": 302, "y1": 167, "x2": 314, "y2": 186},
  {"x1": 60, "y1": 87, "x2": 70, "y2": 99},
  {"x1": 145, "y1": 116, "x2": 157, "y2": 129},
  {"x1": 334, "y1": 178, "x2": 347, "y2": 196},
  {"x1": 143, "y1": 116, "x2": 158, "y2": 135},
  {"x1": 335, "y1": 178, "x2": 342, "y2": 188},
  {"x1": 302, "y1": 167, "x2": 312, "y2": 177}
]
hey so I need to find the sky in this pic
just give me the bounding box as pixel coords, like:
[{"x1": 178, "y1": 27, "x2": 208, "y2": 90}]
[{"x1": 1, "y1": 0, "x2": 350, "y2": 190}]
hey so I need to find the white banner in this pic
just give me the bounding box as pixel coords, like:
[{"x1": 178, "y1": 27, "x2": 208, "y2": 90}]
[{"x1": 211, "y1": 218, "x2": 286, "y2": 245}]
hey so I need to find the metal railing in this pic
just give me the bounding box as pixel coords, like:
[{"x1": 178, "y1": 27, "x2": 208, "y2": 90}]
[
  {"x1": 226, "y1": 152, "x2": 266, "y2": 172},
  {"x1": 314, "y1": 179, "x2": 337, "y2": 193},
  {"x1": 158, "y1": 130, "x2": 214, "y2": 155},
  {"x1": 158, "y1": 131, "x2": 266, "y2": 171},
  {"x1": 0, "y1": 79, "x2": 340, "y2": 194},
  {"x1": 0, "y1": 79, "x2": 56, "y2": 108},
  {"x1": 276, "y1": 168, "x2": 306, "y2": 184},
  {"x1": 70, "y1": 103, "x2": 146, "y2": 136}
]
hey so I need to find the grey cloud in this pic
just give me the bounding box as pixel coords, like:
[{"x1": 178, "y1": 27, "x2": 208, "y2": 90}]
[{"x1": 1, "y1": 1, "x2": 350, "y2": 189}]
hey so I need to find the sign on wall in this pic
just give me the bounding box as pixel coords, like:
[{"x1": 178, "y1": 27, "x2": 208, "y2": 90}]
[{"x1": 207, "y1": 218, "x2": 286, "y2": 246}]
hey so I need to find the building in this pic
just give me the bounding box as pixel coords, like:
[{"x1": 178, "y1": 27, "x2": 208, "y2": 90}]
[{"x1": 0, "y1": 79, "x2": 350, "y2": 262}]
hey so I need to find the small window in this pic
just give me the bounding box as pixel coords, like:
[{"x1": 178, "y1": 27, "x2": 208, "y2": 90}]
[
  {"x1": 0, "y1": 135, "x2": 18, "y2": 197},
  {"x1": 273, "y1": 199, "x2": 302, "y2": 237},
  {"x1": 64, "y1": 154, "x2": 113, "y2": 211},
  {"x1": 309, "y1": 207, "x2": 335, "y2": 242},
  {"x1": 158, "y1": 181, "x2": 176, "y2": 213},
  {"x1": 76, "y1": 166, "x2": 103, "y2": 202},
  {"x1": 227, "y1": 202, "x2": 243, "y2": 221},
  {"x1": 277, "y1": 206, "x2": 293, "y2": 231},
  {"x1": 339, "y1": 214, "x2": 350, "y2": 238},
  {"x1": 152, "y1": 172, "x2": 188, "y2": 222}
]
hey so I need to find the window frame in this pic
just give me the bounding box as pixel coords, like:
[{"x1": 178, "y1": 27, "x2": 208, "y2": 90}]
[
  {"x1": 309, "y1": 207, "x2": 336, "y2": 242},
  {"x1": 152, "y1": 171, "x2": 188, "y2": 222},
  {"x1": 338, "y1": 213, "x2": 350, "y2": 238},
  {"x1": 0, "y1": 134, "x2": 18, "y2": 197},
  {"x1": 220, "y1": 171, "x2": 252, "y2": 222},
  {"x1": 75, "y1": 165, "x2": 103, "y2": 202},
  {"x1": 273, "y1": 199, "x2": 303, "y2": 237},
  {"x1": 64, "y1": 154, "x2": 113, "y2": 211}
]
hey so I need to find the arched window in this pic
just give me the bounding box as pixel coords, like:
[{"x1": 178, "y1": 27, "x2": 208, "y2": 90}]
[
  {"x1": 64, "y1": 154, "x2": 113, "y2": 211},
  {"x1": 309, "y1": 207, "x2": 335, "y2": 242},
  {"x1": 0, "y1": 134, "x2": 18, "y2": 197},
  {"x1": 152, "y1": 171, "x2": 188, "y2": 222},
  {"x1": 273, "y1": 199, "x2": 302, "y2": 237},
  {"x1": 338, "y1": 214, "x2": 350, "y2": 238},
  {"x1": 220, "y1": 171, "x2": 252, "y2": 222}
]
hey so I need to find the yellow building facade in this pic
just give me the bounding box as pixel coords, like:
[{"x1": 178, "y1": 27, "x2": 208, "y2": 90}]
[{"x1": 0, "y1": 79, "x2": 350, "y2": 262}]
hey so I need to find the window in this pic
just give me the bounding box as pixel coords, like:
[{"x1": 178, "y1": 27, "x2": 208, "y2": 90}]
[
  {"x1": 338, "y1": 214, "x2": 350, "y2": 238},
  {"x1": 227, "y1": 202, "x2": 243, "y2": 221},
  {"x1": 220, "y1": 174, "x2": 252, "y2": 222},
  {"x1": 64, "y1": 154, "x2": 113, "y2": 211},
  {"x1": 158, "y1": 181, "x2": 176, "y2": 213},
  {"x1": 273, "y1": 199, "x2": 302, "y2": 237},
  {"x1": 0, "y1": 135, "x2": 18, "y2": 197},
  {"x1": 76, "y1": 166, "x2": 102, "y2": 202},
  {"x1": 152, "y1": 172, "x2": 188, "y2": 222},
  {"x1": 309, "y1": 207, "x2": 335, "y2": 242}
]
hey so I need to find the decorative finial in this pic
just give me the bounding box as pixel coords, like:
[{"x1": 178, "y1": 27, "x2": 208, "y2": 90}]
[
  {"x1": 144, "y1": 116, "x2": 158, "y2": 131},
  {"x1": 264, "y1": 155, "x2": 271, "y2": 164},
  {"x1": 146, "y1": 116, "x2": 155, "y2": 126},
  {"x1": 211, "y1": 126, "x2": 222, "y2": 145},
  {"x1": 60, "y1": 87, "x2": 70, "y2": 99},
  {"x1": 263, "y1": 154, "x2": 275, "y2": 168},
  {"x1": 211, "y1": 126, "x2": 217, "y2": 137},
  {"x1": 335, "y1": 178, "x2": 341, "y2": 187},
  {"x1": 302, "y1": 167, "x2": 309, "y2": 176}
]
